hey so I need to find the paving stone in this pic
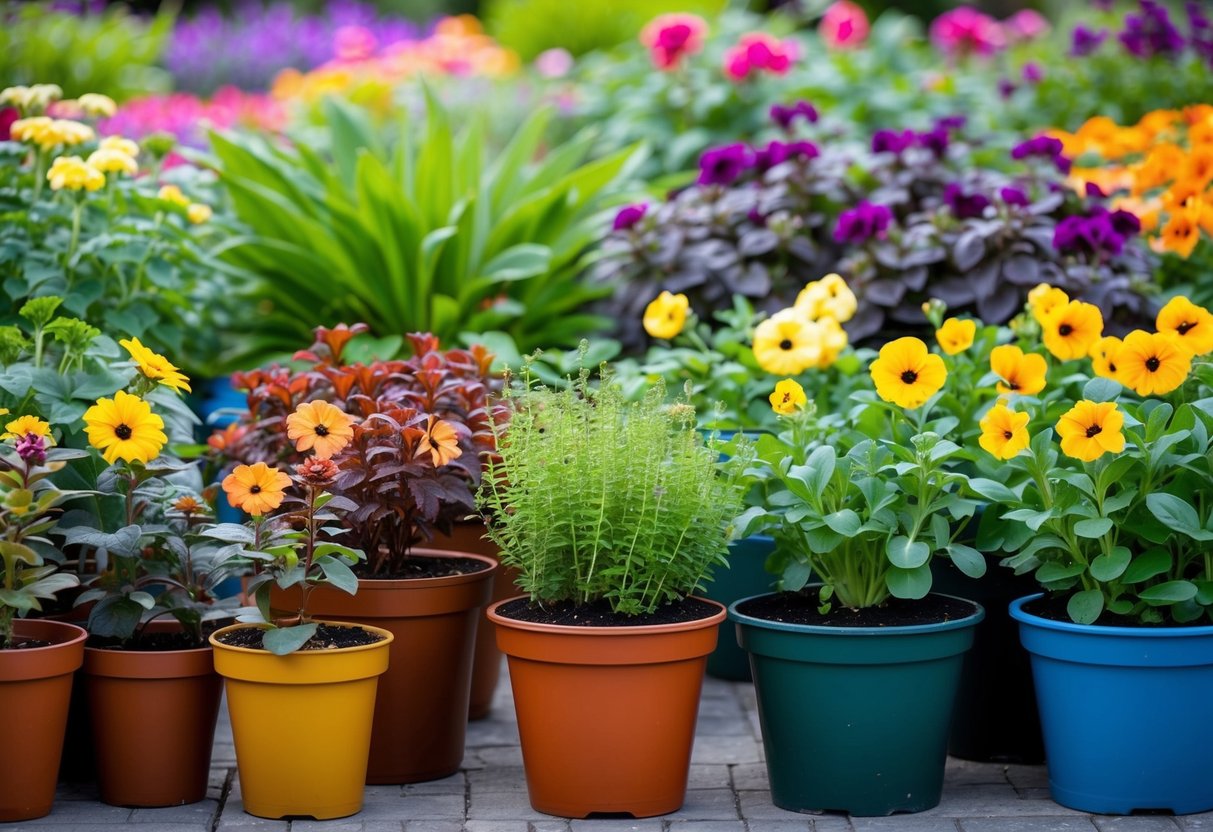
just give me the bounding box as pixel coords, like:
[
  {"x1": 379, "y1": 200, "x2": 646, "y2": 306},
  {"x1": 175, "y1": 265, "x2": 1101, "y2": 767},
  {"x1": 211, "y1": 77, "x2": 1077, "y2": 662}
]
[
  {"x1": 689, "y1": 735, "x2": 764, "y2": 765},
  {"x1": 1093, "y1": 819, "x2": 1182, "y2": 832},
  {"x1": 694, "y1": 716, "x2": 752, "y2": 737},
  {"x1": 7, "y1": 825, "x2": 207, "y2": 832},
  {"x1": 466, "y1": 717, "x2": 522, "y2": 747},
  {"x1": 470, "y1": 745, "x2": 525, "y2": 767},
  {"x1": 960, "y1": 818, "x2": 1099, "y2": 832},
  {"x1": 20, "y1": 802, "x2": 132, "y2": 823},
  {"x1": 402, "y1": 772, "x2": 466, "y2": 796},
  {"x1": 567, "y1": 821, "x2": 663, "y2": 832},
  {"x1": 1005, "y1": 765, "x2": 1051, "y2": 790},
  {"x1": 686, "y1": 764, "x2": 733, "y2": 790},
  {"x1": 358, "y1": 793, "x2": 465, "y2": 821},
  {"x1": 850, "y1": 818, "x2": 960, "y2": 831},
  {"x1": 1178, "y1": 817, "x2": 1213, "y2": 829},
  {"x1": 921, "y1": 784, "x2": 1087, "y2": 818},
  {"x1": 466, "y1": 791, "x2": 550, "y2": 822},
  {"x1": 528, "y1": 822, "x2": 572, "y2": 832},
  {"x1": 465, "y1": 822, "x2": 531, "y2": 832},
  {"x1": 129, "y1": 800, "x2": 220, "y2": 824},
  {"x1": 467, "y1": 765, "x2": 528, "y2": 791},
  {"x1": 945, "y1": 759, "x2": 1011, "y2": 787},
  {"x1": 665, "y1": 822, "x2": 746, "y2": 831},
  {"x1": 211, "y1": 798, "x2": 288, "y2": 830},
  {"x1": 402, "y1": 822, "x2": 463, "y2": 832},
  {"x1": 664, "y1": 788, "x2": 739, "y2": 821},
  {"x1": 810, "y1": 819, "x2": 855, "y2": 832},
  {"x1": 729, "y1": 762, "x2": 769, "y2": 791},
  {"x1": 51, "y1": 782, "x2": 101, "y2": 802},
  {"x1": 288, "y1": 822, "x2": 365, "y2": 832},
  {"x1": 733, "y1": 821, "x2": 812, "y2": 832},
  {"x1": 735, "y1": 790, "x2": 811, "y2": 820}
]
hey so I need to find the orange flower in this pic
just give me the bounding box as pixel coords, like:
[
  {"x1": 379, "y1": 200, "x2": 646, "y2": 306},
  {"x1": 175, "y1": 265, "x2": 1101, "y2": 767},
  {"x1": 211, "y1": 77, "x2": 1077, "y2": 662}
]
[
  {"x1": 222, "y1": 463, "x2": 291, "y2": 516},
  {"x1": 1181, "y1": 146, "x2": 1213, "y2": 189},
  {"x1": 1156, "y1": 296, "x2": 1213, "y2": 356},
  {"x1": 416, "y1": 415, "x2": 462, "y2": 467},
  {"x1": 1115, "y1": 330, "x2": 1191, "y2": 396},
  {"x1": 990, "y1": 345, "x2": 1048, "y2": 396},
  {"x1": 1089, "y1": 336, "x2": 1124, "y2": 381},
  {"x1": 1132, "y1": 143, "x2": 1184, "y2": 195},
  {"x1": 1056, "y1": 401, "x2": 1125, "y2": 462},
  {"x1": 1155, "y1": 203, "x2": 1203, "y2": 258},
  {"x1": 1042, "y1": 300, "x2": 1104, "y2": 361},
  {"x1": 285, "y1": 401, "x2": 354, "y2": 459}
]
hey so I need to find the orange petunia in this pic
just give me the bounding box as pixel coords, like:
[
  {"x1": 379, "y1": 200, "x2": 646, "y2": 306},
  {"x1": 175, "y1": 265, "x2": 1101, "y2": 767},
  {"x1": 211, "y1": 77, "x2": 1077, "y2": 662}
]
[
  {"x1": 1154, "y1": 203, "x2": 1204, "y2": 258},
  {"x1": 285, "y1": 401, "x2": 354, "y2": 460},
  {"x1": 416, "y1": 415, "x2": 462, "y2": 467},
  {"x1": 222, "y1": 463, "x2": 291, "y2": 516}
]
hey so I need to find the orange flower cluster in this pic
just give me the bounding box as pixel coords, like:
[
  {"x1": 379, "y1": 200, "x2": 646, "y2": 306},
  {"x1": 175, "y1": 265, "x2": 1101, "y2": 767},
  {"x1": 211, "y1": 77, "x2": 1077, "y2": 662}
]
[{"x1": 1050, "y1": 106, "x2": 1213, "y2": 258}]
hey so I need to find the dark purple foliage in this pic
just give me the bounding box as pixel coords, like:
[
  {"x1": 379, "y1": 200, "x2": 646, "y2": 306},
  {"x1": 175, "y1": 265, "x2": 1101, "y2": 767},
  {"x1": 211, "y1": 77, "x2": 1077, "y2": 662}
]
[{"x1": 1188, "y1": 1, "x2": 1213, "y2": 63}]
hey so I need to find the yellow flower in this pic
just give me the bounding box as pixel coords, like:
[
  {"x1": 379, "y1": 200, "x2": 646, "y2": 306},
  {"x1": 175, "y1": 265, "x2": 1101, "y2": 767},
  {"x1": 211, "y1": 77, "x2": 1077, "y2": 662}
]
[
  {"x1": 186, "y1": 203, "x2": 213, "y2": 225},
  {"x1": 86, "y1": 148, "x2": 137, "y2": 176},
  {"x1": 2, "y1": 415, "x2": 51, "y2": 441},
  {"x1": 1156, "y1": 296, "x2": 1213, "y2": 356},
  {"x1": 285, "y1": 401, "x2": 354, "y2": 460},
  {"x1": 83, "y1": 390, "x2": 167, "y2": 464},
  {"x1": 1042, "y1": 300, "x2": 1104, "y2": 362},
  {"x1": 100, "y1": 136, "x2": 140, "y2": 158},
  {"x1": 752, "y1": 310, "x2": 823, "y2": 375},
  {"x1": 816, "y1": 316, "x2": 848, "y2": 369},
  {"x1": 795, "y1": 274, "x2": 857, "y2": 323},
  {"x1": 0, "y1": 86, "x2": 34, "y2": 110},
  {"x1": 936, "y1": 318, "x2": 976, "y2": 355},
  {"x1": 1114, "y1": 330, "x2": 1191, "y2": 397},
  {"x1": 32, "y1": 119, "x2": 94, "y2": 152},
  {"x1": 9, "y1": 116, "x2": 52, "y2": 144},
  {"x1": 1056, "y1": 400, "x2": 1125, "y2": 462},
  {"x1": 28, "y1": 84, "x2": 62, "y2": 109},
  {"x1": 222, "y1": 462, "x2": 292, "y2": 516},
  {"x1": 869, "y1": 337, "x2": 947, "y2": 410},
  {"x1": 1028, "y1": 284, "x2": 1069, "y2": 324},
  {"x1": 642, "y1": 291, "x2": 689, "y2": 340},
  {"x1": 979, "y1": 403, "x2": 1030, "y2": 460},
  {"x1": 119, "y1": 336, "x2": 192, "y2": 393},
  {"x1": 416, "y1": 415, "x2": 463, "y2": 467},
  {"x1": 1089, "y1": 336, "x2": 1124, "y2": 381},
  {"x1": 76, "y1": 93, "x2": 117, "y2": 118},
  {"x1": 990, "y1": 345, "x2": 1047, "y2": 396},
  {"x1": 156, "y1": 185, "x2": 191, "y2": 208},
  {"x1": 47, "y1": 156, "x2": 105, "y2": 192},
  {"x1": 769, "y1": 379, "x2": 807, "y2": 415}
]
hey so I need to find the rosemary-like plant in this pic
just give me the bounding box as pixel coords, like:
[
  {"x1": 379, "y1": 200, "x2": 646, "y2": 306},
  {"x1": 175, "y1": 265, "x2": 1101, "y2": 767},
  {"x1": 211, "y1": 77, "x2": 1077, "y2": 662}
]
[{"x1": 479, "y1": 364, "x2": 748, "y2": 616}]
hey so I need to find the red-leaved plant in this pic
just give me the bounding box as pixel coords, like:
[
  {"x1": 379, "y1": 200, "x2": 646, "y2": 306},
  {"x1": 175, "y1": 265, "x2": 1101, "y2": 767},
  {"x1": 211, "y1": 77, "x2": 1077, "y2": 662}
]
[{"x1": 211, "y1": 325, "x2": 505, "y2": 575}]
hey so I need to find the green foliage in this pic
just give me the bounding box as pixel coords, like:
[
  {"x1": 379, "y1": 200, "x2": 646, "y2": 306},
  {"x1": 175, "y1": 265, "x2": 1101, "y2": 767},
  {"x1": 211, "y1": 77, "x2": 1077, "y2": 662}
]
[
  {"x1": 207, "y1": 93, "x2": 642, "y2": 365},
  {"x1": 485, "y1": 0, "x2": 727, "y2": 60},
  {"x1": 478, "y1": 360, "x2": 748, "y2": 615},
  {"x1": 0, "y1": 3, "x2": 173, "y2": 101}
]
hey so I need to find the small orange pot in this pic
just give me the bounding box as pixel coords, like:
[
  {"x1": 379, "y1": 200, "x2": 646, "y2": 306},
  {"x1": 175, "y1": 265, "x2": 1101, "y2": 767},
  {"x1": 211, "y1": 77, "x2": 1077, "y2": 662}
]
[
  {"x1": 0, "y1": 619, "x2": 87, "y2": 821},
  {"x1": 83, "y1": 623, "x2": 223, "y2": 807},
  {"x1": 429, "y1": 523, "x2": 520, "y2": 719},
  {"x1": 271, "y1": 550, "x2": 496, "y2": 783},
  {"x1": 488, "y1": 596, "x2": 724, "y2": 818}
]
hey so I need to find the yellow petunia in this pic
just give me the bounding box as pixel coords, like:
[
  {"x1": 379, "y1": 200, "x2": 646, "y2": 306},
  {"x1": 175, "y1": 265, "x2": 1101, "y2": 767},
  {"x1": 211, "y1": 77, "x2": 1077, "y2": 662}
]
[
  {"x1": 642, "y1": 291, "x2": 689, "y2": 340},
  {"x1": 1028, "y1": 284, "x2": 1070, "y2": 324},
  {"x1": 99, "y1": 136, "x2": 140, "y2": 158},
  {"x1": 186, "y1": 203, "x2": 213, "y2": 225},
  {"x1": 86, "y1": 148, "x2": 137, "y2": 176},
  {"x1": 795, "y1": 274, "x2": 857, "y2": 323},
  {"x1": 76, "y1": 93, "x2": 117, "y2": 118},
  {"x1": 1156, "y1": 296, "x2": 1213, "y2": 356},
  {"x1": 1042, "y1": 300, "x2": 1104, "y2": 361},
  {"x1": 990, "y1": 345, "x2": 1048, "y2": 396},
  {"x1": 978, "y1": 403, "x2": 1030, "y2": 460},
  {"x1": 156, "y1": 185, "x2": 191, "y2": 208},
  {"x1": 936, "y1": 318, "x2": 976, "y2": 356},
  {"x1": 752, "y1": 310, "x2": 823, "y2": 376},
  {"x1": 1056, "y1": 400, "x2": 1125, "y2": 462},
  {"x1": 869, "y1": 337, "x2": 947, "y2": 410},
  {"x1": 83, "y1": 390, "x2": 166, "y2": 464},
  {"x1": 1115, "y1": 330, "x2": 1191, "y2": 397},
  {"x1": 769, "y1": 379, "x2": 807, "y2": 415},
  {"x1": 816, "y1": 316, "x2": 848, "y2": 369},
  {"x1": 47, "y1": 156, "x2": 105, "y2": 192}
]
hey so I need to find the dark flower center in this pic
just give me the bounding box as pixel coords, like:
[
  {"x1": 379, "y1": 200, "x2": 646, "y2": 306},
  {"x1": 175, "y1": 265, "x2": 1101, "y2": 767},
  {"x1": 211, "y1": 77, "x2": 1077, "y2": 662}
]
[
  {"x1": 1086, "y1": 424, "x2": 1102, "y2": 438},
  {"x1": 250, "y1": 485, "x2": 262, "y2": 494},
  {"x1": 901, "y1": 370, "x2": 919, "y2": 384},
  {"x1": 1058, "y1": 324, "x2": 1073, "y2": 336},
  {"x1": 1109, "y1": 362, "x2": 1118, "y2": 373},
  {"x1": 1178, "y1": 321, "x2": 1196, "y2": 335},
  {"x1": 779, "y1": 339, "x2": 793, "y2": 350},
  {"x1": 1146, "y1": 356, "x2": 1161, "y2": 372},
  {"x1": 1003, "y1": 430, "x2": 1013, "y2": 440},
  {"x1": 114, "y1": 424, "x2": 132, "y2": 440},
  {"x1": 314, "y1": 425, "x2": 330, "y2": 436},
  {"x1": 1007, "y1": 379, "x2": 1021, "y2": 390}
]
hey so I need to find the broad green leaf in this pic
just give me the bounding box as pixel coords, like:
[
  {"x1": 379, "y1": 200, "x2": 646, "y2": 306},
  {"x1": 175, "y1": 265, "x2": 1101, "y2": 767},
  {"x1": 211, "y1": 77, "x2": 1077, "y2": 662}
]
[
  {"x1": 1067, "y1": 589, "x2": 1104, "y2": 624},
  {"x1": 824, "y1": 509, "x2": 862, "y2": 537},
  {"x1": 1074, "y1": 517, "x2": 1114, "y2": 539},
  {"x1": 1089, "y1": 547, "x2": 1131, "y2": 582},
  {"x1": 263, "y1": 623, "x2": 319, "y2": 656},
  {"x1": 1139, "y1": 581, "x2": 1198, "y2": 605},
  {"x1": 947, "y1": 543, "x2": 987, "y2": 579},
  {"x1": 1121, "y1": 548, "x2": 1172, "y2": 583},
  {"x1": 887, "y1": 564, "x2": 932, "y2": 599},
  {"x1": 887, "y1": 536, "x2": 931, "y2": 569}
]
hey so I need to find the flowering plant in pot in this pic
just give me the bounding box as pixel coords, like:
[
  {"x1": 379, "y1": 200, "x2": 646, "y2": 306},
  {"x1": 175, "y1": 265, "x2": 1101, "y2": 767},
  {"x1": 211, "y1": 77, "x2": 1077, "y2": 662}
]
[
  {"x1": 977, "y1": 288, "x2": 1213, "y2": 814},
  {"x1": 211, "y1": 325, "x2": 503, "y2": 782},
  {"x1": 478, "y1": 360, "x2": 748, "y2": 818}
]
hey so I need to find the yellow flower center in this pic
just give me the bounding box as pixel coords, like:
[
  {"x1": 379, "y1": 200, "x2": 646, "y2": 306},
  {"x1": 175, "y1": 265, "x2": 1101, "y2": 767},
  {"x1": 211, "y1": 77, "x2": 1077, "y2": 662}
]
[
  {"x1": 901, "y1": 370, "x2": 918, "y2": 384},
  {"x1": 115, "y1": 424, "x2": 132, "y2": 440}
]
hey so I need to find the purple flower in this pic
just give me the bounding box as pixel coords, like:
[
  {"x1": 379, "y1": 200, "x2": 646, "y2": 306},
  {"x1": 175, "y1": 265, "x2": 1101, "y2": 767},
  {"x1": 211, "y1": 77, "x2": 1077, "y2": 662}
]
[
  {"x1": 697, "y1": 143, "x2": 754, "y2": 186},
  {"x1": 769, "y1": 100, "x2": 818, "y2": 130},
  {"x1": 1011, "y1": 135, "x2": 1071, "y2": 173},
  {"x1": 1022, "y1": 62, "x2": 1044, "y2": 84},
  {"x1": 1000, "y1": 186, "x2": 1030, "y2": 207},
  {"x1": 612, "y1": 203, "x2": 648, "y2": 231},
  {"x1": 1109, "y1": 209, "x2": 1142, "y2": 237},
  {"x1": 871, "y1": 128, "x2": 916, "y2": 155},
  {"x1": 934, "y1": 115, "x2": 967, "y2": 132},
  {"x1": 1085, "y1": 182, "x2": 1106, "y2": 198},
  {"x1": 747, "y1": 207, "x2": 767, "y2": 226},
  {"x1": 944, "y1": 183, "x2": 991, "y2": 219},
  {"x1": 916, "y1": 127, "x2": 950, "y2": 157},
  {"x1": 998, "y1": 78, "x2": 1017, "y2": 99},
  {"x1": 1053, "y1": 208, "x2": 1135, "y2": 257},
  {"x1": 1070, "y1": 25, "x2": 1109, "y2": 57},
  {"x1": 834, "y1": 200, "x2": 893, "y2": 244},
  {"x1": 786, "y1": 140, "x2": 820, "y2": 160},
  {"x1": 1119, "y1": 0, "x2": 1184, "y2": 58},
  {"x1": 1188, "y1": 1, "x2": 1213, "y2": 64},
  {"x1": 754, "y1": 140, "x2": 791, "y2": 171},
  {"x1": 15, "y1": 434, "x2": 47, "y2": 466}
]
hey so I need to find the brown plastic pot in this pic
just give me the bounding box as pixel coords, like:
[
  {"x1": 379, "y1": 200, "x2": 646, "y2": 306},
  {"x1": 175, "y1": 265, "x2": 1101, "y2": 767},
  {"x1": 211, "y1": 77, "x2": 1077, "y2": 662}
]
[
  {"x1": 0, "y1": 619, "x2": 87, "y2": 821},
  {"x1": 271, "y1": 549, "x2": 496, "y2": 784},
  {"x1": 488, "y1": 596, "x2": 724, "y2": 818},
  {"x1": 82, "y1": 622, "x2": 223, "y2": 807},
  {"x1": 429, "y1": 522, "x2": 520, "y2": 719}
]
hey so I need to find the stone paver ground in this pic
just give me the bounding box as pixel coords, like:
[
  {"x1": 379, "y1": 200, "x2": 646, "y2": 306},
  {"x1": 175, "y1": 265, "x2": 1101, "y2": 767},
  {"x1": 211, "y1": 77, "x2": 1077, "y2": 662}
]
[{"x1": 10, "y1": 661, "x2": 1211, "y2": 832}]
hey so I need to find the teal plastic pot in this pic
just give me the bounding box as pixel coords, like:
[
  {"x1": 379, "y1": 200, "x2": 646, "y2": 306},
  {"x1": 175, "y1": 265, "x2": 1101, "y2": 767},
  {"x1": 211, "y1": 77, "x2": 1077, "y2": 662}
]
[
  {"x1": 1011, "y1": 594, "x2": 1213, "y2": 814},
  {"x1": 730, "y1": 592, "x2": 983, "y2": 816},
  {"x1": 702, "y1": 536, "x2": 775, "y2": 681}
]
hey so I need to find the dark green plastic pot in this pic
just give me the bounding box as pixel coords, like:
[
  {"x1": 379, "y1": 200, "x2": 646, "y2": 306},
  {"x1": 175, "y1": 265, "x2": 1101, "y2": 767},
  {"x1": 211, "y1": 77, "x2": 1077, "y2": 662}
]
[
  {"x1": 702, "y1": 536, "x2": 775, "y2": 681},
  {"x1": 730, "y1": 591, "x2": 983, "y2": 817}
]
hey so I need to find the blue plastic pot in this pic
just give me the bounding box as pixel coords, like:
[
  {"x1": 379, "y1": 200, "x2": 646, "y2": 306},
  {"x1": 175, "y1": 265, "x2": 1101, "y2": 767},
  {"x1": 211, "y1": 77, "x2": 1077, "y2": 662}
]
[
  {"x1": 1011, "y1": 594, "x2": 1213, "y2": 814},
  {"x1": 702, "y1": 536, "x2": 775, "y2": 681}
]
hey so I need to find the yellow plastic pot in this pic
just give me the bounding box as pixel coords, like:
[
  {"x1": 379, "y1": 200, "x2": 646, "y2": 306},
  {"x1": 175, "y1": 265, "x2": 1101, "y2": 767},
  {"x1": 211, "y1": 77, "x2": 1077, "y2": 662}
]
[{"x1": 209, "y1": 621, "x2": 393, "y2": 820}]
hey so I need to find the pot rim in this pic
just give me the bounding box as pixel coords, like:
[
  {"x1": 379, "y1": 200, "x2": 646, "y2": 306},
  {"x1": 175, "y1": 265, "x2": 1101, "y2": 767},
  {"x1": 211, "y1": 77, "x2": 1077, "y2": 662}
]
[
  {"x1": 487, "y1": 595, "x2": 726, "y2": 635},
  {"x1": 1010, "y1": 593, "x2": 1213, "y2": 637},
  {"x1": 3, "y1": 619, "x2": 88, "y2": 653},
  {"x1": 207, "y1": 620, "x2": 395, "y2": 655},
  {"x1": 348, "y1": 548, "x2": 497, "y2": 588},
  {"x1": 728, "y1": 590, "x2": 985, "y2": 636}
]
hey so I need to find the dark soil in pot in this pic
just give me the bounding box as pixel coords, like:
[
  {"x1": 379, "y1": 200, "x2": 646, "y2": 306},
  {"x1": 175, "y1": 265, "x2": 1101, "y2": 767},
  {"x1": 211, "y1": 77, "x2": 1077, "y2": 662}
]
[
  {"x1": 358, "y1": 555, "x2": 492, "y2": 580},
  {"x1": 736, "y1": 590, "x2": 976, "y2": 627},
  {"x1": 495, "y1": 597, "x2": 721, "y2": 627},
  {"x1": 216, "y1": 624, "x2": 386, "y2": 650}
]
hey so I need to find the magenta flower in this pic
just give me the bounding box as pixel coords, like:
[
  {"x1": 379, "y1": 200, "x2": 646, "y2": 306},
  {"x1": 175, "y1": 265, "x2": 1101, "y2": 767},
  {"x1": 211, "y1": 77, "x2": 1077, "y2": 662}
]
[
  {"x1": 819, "y1": 0, "x2": 870, "y2": 50},
  {"x1": 612, "y1": 203, "x2": 648, "y2": 232},
  {"x1": 769, "y1": 100, "x2": 818, "y2": 130},
  {"x1": 1022, "y1": 62, "x2": 1044, "y2": 84},
  {"x1": 697, "y1": 143, "x2": 754, "y2": 186},
  {"x1": 640, "y1": 13, "x2": 708, "y2": 70},
  {"x1": 534, "y1": 48, "x2": 574, "y2": 78},
  {"x1": 15, "y1": 434, "x2": 47, "y2": 467},
  {"x1": 929, "y1": 7, "x2": 1007, "y2": 59},
  {"x1": 943, "y1": 183, "x2": 991, "y2": 219},
  {"x1": 834, "y1": 201, "x2": 893, "y2": 244},
  {"x1": 722, "y1": 32, "x2": 798, "y2": 81},
  {"x1": 0, "y1": 107, "x2": 15, "y2": 142},
  {"x1": 871, "y1": 129, "x2": 915, "y2": 155},
  {"x1": 334, "y1": 25, "x2": 378, "y2": 62},
  {"x1": 1005, "y1": 9, "x2": 1050, "y2": 42},
  {"x1": 1000, "y1": 186, "x2": 1030, "y2": 207},
  {"x1": 1070, "y1": 25, "x2": 1109, "y2": 57}
]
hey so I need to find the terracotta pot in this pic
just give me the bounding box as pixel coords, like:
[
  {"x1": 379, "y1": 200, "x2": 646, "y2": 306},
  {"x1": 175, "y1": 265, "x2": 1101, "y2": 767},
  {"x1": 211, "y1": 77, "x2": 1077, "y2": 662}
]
[
  {"x1": 83, "y1": 623, "x2": 223, "y2": 807},
  {"x1": 271, "y1": 549, "x2": 496, "y2": 783},
  {"x1": 210, "y1": 621, "x2": 393, "y2": 820},
  {"x1": 488, "y1": 596, "x2": 724, "y2": 818},
  {"x1": 0, "y1": 619, "x2": 87, "y2": 821},
  {"x1": 429, "y1": 522, "x2": 520, "y2": 719}
]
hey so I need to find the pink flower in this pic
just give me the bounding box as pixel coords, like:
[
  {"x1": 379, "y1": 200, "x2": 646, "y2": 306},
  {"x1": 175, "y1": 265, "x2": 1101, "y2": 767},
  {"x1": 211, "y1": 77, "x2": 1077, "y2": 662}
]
[
  {"x1": 722, "y1": 32, "x2": 799, "y2": 81},
  {"x1": 819, "y1": 0, "x2": 870, "y2": 49},
  {"x1": 0, "y1": 107, "x2": 16, "y2": 142},
  {"x1": 334, "y1": 25, "x2": 378, "y2": 62},
  {"x1": 1004, "y1": 9, "x2": 1050, "y2": 42},
  {"x1": 534, "y1": 47, "x2": 574, "y2": 78},
  {"x1": 640, "y1": 13, "x2": 708, "y2": 70},
  {"x1": 929, "y1": 6, "x2": 1006, "y2": 59}
]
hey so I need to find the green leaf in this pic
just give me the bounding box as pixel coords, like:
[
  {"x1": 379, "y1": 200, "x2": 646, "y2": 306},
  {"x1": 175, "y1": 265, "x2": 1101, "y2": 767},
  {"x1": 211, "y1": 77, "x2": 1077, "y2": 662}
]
[
  {"x1": 1067, "y1": 589, "x2": 1105, "y2": 624},
  {"x1": 781, "y1": 560, "x2": 812, "y2": 592},
  {"x1": 886, "y1": 564, "x2": 932, "y2": 599},
  {"x1": 947, "y1": 543, "x2": 988, "y2": 579},
  {"x1": 262, "y1": 623, "x2": 318, "y2": 656},
  {"x1": 887, "y1": 536, "x2": 931, "y2": 569},
  {"x1": 1121, "y1": 548, "x2": 1172, "y2": 583},
  {"x1": 1147, "y1": 493, "x2": 1213, "y2": 540},
  {"x1": 823, "y1": 509, "x2": 862, "y2": 537},
  {"x1": 317, "y1": 556, "x2": 359, "y2": 595},
  {"x1": 1036, "y1": 561, "x2": 1086, "y2": 583},
  {"x1": 1139, "y1": 581, "x2": 1198, "y2": 605},
  {"x1": 1082, "y1": 377, "x2": 1122, "y2": 403},
  {"x1": 967, "y1": 477, "x2": 1017, "y2": 503},
  {"x1": 1074, "y1": 517, "x2": 1114, "y2": 539},
  {"x1": 1089, "y1": 546, "x2": 1131, "y2": 582}
]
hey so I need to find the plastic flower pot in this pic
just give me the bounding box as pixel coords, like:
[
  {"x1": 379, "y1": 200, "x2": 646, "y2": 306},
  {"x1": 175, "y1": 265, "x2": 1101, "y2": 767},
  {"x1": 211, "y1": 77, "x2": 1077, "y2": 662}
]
[
  {"x1": 271, "y1": 550, "x2": 496, "y2": 783},
  {"x1": 0, "y1": 619, "x2": 87, "y2": 821},
  {"x1": 1011, "y1": 594, "x2": 1213, "y2": 814},
  {"x1": 83, "y1": 623, "x2": 223, "y2": 807},
  {"x1": 488, "y1": 596, "x2": 724, "y2": 819},
  {"x1": 209, "y1": 621, "x2": 393, "y2": 820},
  {"x1": 702, "y1": 535, "x2": 775, "y2": 681},
  {"x1": 730, "y1": 592, "x2": 983, "y2": 816}
]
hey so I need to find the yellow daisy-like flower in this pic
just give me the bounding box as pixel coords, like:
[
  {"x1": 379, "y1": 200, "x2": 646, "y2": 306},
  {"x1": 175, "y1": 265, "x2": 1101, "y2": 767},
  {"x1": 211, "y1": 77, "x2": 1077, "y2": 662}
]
[
  {"x1": 795, "y1": 274, "x2": 857, "y2": 323},
  {"x1": 1028, "y1": 284, "x2": 1069, "y2": 324},
  {"x1": 752, "y1": 310, "x2": 823, "y2": 376},
  {"x1": 1114, "y1": 330, "x2": 1191, "y2": 397},
  {"x1": 1042, "y1": 300, "x2": 1104, "y2": 362},
  {"x1": 990, "y1": 345, "x2": 1047, "y2": 396},
  {"x1": 27, "y1": 84, "x2": 62, "y2": 109},
  {"x1": 816, "y1": 316, "x2": 848, "y2": 369},
  {"x1": 1089, "y1": 336, "x2": 1124, "y2": 381},
  {"x1": 285, "y1": 401, "x2": 354, "y2": 460},
  {"x1": 76, "y1": 93, "x2": 117, "y2": 118},
  {"x1": 119, "y1": 336, "x2": 192, "y2": 393},
  {"x1": 978, "y1": 403, "x2": 1030, "y2": 460},
  {"x1": 416, "y1": 415, "x2": 463, "y2": 467},
  {"x1": 156, "y1": 185, "x2": 191, "y2": 208},
  {"x1": 9, "y1": 116, "x2": 52, "y2": 144},
  {"x1": 83, "y1": 390, "x2": 167, "y2": 464},
  {"x1": 222, "y1": 462, "x2": 292, "y2": 517},
  {"x1": 47, "y1": 156, "x2": 105, "y2": 192},
  {"x1": 869, "y1": 337, "x2": 947, "y2": 410},
  {"x1": 186, "y1": 203, "x2": 213, "y2": 225},
  {"x1": 35, "y1": 119, "x2": 94, "y2": 152},
  {"x1": 936, "y1": 318, "x2": 976, "y2": 356},
  {"x1": 642, "y1": 291, "x2": 689, "y2": 340},
  {"x1": 2, "y1": 415, "x2": 52, "y2": 441},
  {"x1": 86, "y1": 148, "x2": 137, "y2": 176},
  {"x1": 769, "y1": 379, "x2": 807, "y2": 415},
  {"x1": 1056, "y1": 400, "x2": 1125, "y2": 462},
  {"x1": 0, "y1": 86, "x2": 34, "y2": 110},
  {"x1": 100, "y1": 136, "x2": 140, "y2": 158},
  {"x1": 1156, "y1": 296, "x2": 1213, "y2": 356}
]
